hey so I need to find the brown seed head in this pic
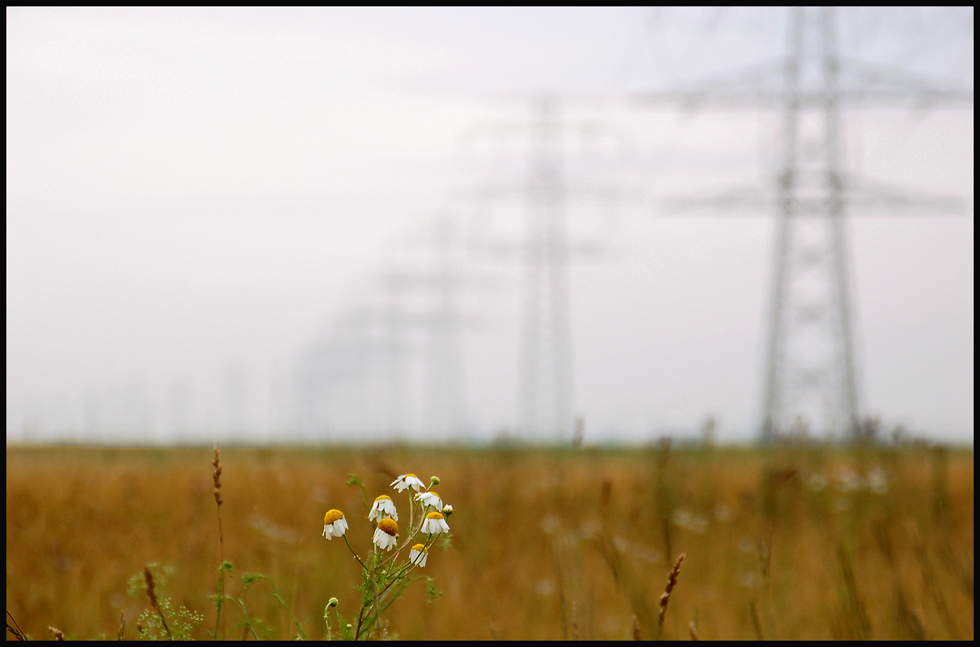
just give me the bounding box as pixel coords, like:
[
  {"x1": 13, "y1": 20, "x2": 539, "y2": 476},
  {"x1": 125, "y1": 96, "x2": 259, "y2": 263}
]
[
  {"x1": 143, "y1": 565, "x2": 173, "y2": 639},
  {"x1": 212, "y1": 445, "x2": 223, "y2": 507},
  {"x1": 143, "y1": 566, "x2": 159, "y2": 609},
  {"x1": 658, "y1": 553, "x2": 686, "y2": 627},
  {"x1": 48, "y1": 626, "x2": 65, "y2": 641}
]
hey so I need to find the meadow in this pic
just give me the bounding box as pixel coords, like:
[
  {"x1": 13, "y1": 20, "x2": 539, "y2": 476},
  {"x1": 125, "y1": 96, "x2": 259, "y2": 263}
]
[{"x1": 5, "y1": 441, "x2": 974, "y2": 640}]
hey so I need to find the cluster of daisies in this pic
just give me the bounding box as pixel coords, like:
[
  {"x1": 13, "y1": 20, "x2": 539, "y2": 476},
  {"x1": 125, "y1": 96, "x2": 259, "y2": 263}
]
[{"x1": 322, "y1": 473, "x2": 453, "y2": 568}]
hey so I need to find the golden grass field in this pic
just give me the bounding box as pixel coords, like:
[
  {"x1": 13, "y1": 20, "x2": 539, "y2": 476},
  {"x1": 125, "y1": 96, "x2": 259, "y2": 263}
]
[{"x1": 5, "y1": 442, "x2": 974, "y2": 640}]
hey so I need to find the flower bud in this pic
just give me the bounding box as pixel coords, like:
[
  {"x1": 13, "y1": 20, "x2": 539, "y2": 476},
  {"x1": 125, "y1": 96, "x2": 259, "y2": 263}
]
[
  {"x1": 327, "y1": 597, "x2": 339, "y2": 608},
  {"x1": 429, "y1": 475, "x2": 440, "y2": 487},
  {"x1": 443, "y1": 504, "x2": 454, "y2": 517}
]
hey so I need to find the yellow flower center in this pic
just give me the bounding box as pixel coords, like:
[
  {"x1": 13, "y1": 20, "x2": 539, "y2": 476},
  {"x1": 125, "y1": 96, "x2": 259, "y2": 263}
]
[
  {"x1": 324, "y1": 509, "x2": 344, "y2": 525},
  {"x1": 378, "y1": 518, "x2": 398, "y2": 536},
  {"x1": 375, "y1": 494, "x2": 392, "y2": 502},
  {"x1": 411, "y1": 543, "x2": 427, "y2": 553},
  {"x1": 405, "y1": 473, "x2": 417, "y2": 478},
  {"x1": 425, "y1": 511, "x2": 445, "y2": 520}
]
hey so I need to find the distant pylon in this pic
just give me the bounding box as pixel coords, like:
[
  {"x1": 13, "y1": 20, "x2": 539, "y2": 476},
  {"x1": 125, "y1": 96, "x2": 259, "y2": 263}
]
[
  {"x1": 422, "y1": 214, "x2": 470, "y2": 441},
  {"x1": 636, "y1": 7, "x2": 972, "y2": 442},
  {"x1": 518, "y1": 96, "x2": 574, "y2": 441},
  {"x1": 462, "y1": 95, "x2": 627, "y2": 441}
]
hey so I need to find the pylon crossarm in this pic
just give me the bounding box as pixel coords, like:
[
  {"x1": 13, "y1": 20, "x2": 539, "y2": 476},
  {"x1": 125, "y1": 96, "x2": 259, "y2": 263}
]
[
  {"x1": 632, "y1": 58, "x2": 788, "y2": 110},
  {"x1": 835, "y1": 57, "x2": 974, "y2": 106}
]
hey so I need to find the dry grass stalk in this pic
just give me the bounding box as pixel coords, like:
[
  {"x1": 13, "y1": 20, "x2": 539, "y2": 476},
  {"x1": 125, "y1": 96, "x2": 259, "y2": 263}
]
[
  {"x1": 144, "y1": 566, "x2": 173, "y2": 640},
  {"x1": 48, "y1": 626, "x2": 65, "y2": 641},
  {"x1": 117, "y1": 611, "x2": 124, "y2": 641},
  {"x1": 833, "y1": 541, "x2": 870, "y2": 640},
  {"x1": 688, "y1": 620, "x2": 698, "y2": 640},
  {"x1": 749, "y1": 599, "x2": 764, "y2": 640},
  {"x1": 657, "y1": 553, "x2": 686, "y2": 638},
  {"x1": 6, "y1": 609, "x2": 28, "y2": 641},
  {"x1": 595, "y1": 531, "x2": 657, "y2": 635},
  {"x1": 212, "y1": 442, "x2": 227, "y2": 640},
  {"x1": 632, "y1": 615, "x2": 641, "y2": 640}
]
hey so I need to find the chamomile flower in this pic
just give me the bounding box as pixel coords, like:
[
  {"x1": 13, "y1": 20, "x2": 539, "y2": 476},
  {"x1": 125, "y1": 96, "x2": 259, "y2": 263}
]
[
  {"x1": 391, "y1": 473, "x2": 425, "y2": 493},
  {"x1": 421, "y1": 511, "x2": 450, "y2": 535},
  {"x1": 322, "y1": 509, "x2": 348, "y2": 540},
  {"x1": 373, "y1": 518, "x2": 399, "y2": 551},
  {"x1": 415, "y1": 491, "x2": 443, "y2": 512},
  {"x1": 369, "y1": 495, "x2": 398, "y2": 522},
  {"x1": 409, "y1": 543, "x2": 428, "y2": 567}
]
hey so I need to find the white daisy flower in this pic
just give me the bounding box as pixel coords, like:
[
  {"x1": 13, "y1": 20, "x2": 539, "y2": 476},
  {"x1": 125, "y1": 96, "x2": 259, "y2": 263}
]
[
  {"x1": 390, "y1": 473, "x2": 425, "y2": 493},
  {"x1": 373, "y1": 518, "x2": 399, "y2": 551},
  {"x1": 322, "y1": 509, "x2": 348, "y2": 541},
  {"x1": 421, "y1": 511, "x2": 450, "y2": 535},
  {"x1": 415, "y1": 491, "x2": 443, "y2": 512},
  {"x1": 369, "y1": 495, "x2": 398, "y2": 522},
  {"x1": 409, "y1": 543, "x2": 428, "y2": 567}
]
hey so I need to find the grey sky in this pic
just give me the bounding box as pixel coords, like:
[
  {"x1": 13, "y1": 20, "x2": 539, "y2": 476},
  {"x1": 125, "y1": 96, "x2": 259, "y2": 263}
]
[{"x1": 6, "y1": 7, "x2": 974, "y2": 444}]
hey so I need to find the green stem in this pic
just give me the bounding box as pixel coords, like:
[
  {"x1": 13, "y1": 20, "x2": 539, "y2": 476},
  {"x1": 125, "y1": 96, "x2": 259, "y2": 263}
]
[
  {"x1": 213, "y1": 573, "x2": 223, "y2": 640},
  {"x1": 231, "y1": 598, "x2": 261, "y2": 641},
  {"x1": 343, "y1": 534, "x2": 368, "y2": 570}
]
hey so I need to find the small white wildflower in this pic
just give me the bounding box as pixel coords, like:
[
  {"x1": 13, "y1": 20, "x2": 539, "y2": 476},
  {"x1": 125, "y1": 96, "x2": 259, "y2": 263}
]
[
  {"x1": 866, "y1": 466, "x2": 889, "y2": 494},
  {"x1": 369, "y1": 495, "x2": 398, "y2": 522},
  {"x1": 391, "y1": 474, "x2": 426, "y2": 493},
  {"x1": 409, "y1": 543, "x2": 428, "y2": 567},
  {"x1": 415, "y1": 491, "x2": 443, "y2": 512},
  {"x1": 806, "y1": 471, "x2": 828, "y2": 492},
  {"x1": 322, "y1": 509, "x2": 348, "y2": 540},
  {"x1": 421, "y1": 511, "x2": 450, "y2": 535},
  {"x1": 373, "y1": 518, "x2": 399, "y2": 551},
  {"x1": 835, "y1": 465, "x2": 860, "y2": 492}
]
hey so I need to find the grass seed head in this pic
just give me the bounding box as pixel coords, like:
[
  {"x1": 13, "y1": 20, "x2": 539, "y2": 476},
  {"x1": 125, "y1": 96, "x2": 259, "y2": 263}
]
[
  {"x1": 212, "y1": 444, "x2": 223, "y2": 508},
  {"x1": 658, "y1": 553, "x2": 686, "y2": 629},
  {"x1": 143, "y1": 566, "x2": 159, "y2": 609}
]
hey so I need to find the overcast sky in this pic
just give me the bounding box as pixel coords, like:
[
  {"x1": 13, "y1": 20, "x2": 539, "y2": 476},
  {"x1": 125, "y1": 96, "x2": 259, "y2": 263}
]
[{"x1": 6, "y1": 7, "x2": 974, "y2": 444}]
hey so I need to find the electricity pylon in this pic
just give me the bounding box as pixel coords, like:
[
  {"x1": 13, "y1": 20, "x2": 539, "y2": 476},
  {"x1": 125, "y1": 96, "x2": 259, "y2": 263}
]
[
  {"x1": 421, "y1": 214, "x2": 470, "y2": 441},
  {"x1": 464, "y1": 96, "x2": 627, "y2": 441},
  {"x1": 518, "y1": 96, "x2": 574, "y2": 442},
  {"x1": 295, "y1": 216, "x2": 481, "y2": 442},
  {"x1": 637, "y1": 7, "x2": 972, "y2": 442}
]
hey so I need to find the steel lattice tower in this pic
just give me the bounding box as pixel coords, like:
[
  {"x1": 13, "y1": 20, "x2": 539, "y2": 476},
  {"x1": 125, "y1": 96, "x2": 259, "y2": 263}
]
[
  {"x1": 465, "y1": 96, "x2": 625, "y2": 441},
  {"x1": 517, "y1": 96, "x2": 574, "y2": 441},
  {"x1": 762, "y1": 7, "x2": 858, "y2": 441},
  {"x1": 638, "y1": 7, "x2": 972, "y2": 442}
]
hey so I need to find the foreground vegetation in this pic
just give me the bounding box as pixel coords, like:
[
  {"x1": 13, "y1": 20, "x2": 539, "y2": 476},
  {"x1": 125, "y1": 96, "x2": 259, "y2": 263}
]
[{"x1": 5, "y1": 441, "x2": 974, "y2": 640}]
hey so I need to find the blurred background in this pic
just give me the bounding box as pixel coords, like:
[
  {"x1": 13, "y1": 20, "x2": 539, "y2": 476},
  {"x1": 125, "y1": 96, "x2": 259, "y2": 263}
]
[{"x1": 6, "y1": 7, "x2": 974, "y2": 445}]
